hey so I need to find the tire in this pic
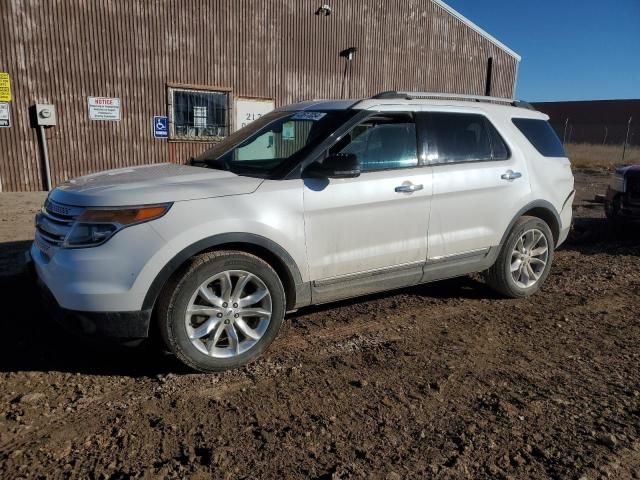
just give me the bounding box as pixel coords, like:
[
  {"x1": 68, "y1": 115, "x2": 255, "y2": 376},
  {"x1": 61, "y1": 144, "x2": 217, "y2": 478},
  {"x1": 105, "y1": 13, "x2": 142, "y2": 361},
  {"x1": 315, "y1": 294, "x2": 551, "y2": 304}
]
[
  {"x1": 604, "y1": 195, "x2": 623, "y2": 224},
  {"x1": 157, "y1": 250, "x2": 286, "y2": 372},
  {"x1": 485, "y1": 216, "x2": 555, "y2": 298}
]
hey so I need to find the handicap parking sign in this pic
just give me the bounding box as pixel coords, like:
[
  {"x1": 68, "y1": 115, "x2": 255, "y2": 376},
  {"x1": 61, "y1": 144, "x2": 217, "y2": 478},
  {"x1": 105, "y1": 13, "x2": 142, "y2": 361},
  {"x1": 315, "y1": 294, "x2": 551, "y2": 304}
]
[{"x1": 153, "y1": 115, "x2": 168, "y2": 139}]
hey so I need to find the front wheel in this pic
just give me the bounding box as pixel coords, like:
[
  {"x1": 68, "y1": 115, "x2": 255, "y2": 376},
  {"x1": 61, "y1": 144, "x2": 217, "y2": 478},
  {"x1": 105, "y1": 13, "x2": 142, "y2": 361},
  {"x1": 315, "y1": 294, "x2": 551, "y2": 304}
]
[
  {"x1": 157, "y1": 251, "x2": 286, "y2": 372},
  {"x1": 485, "y1": 216, "x2": 555, "y2": 298}
]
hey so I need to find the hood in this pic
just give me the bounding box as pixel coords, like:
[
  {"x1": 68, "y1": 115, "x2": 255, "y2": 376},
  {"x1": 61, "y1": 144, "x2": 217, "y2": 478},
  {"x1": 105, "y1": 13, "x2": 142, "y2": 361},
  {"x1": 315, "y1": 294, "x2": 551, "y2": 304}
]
[
  {"x1": 49, "y1": 163, "x2": 264, "y2": 207},
  {"x1": 616, "y1": 164, "x2": 640, "y2": 175}
]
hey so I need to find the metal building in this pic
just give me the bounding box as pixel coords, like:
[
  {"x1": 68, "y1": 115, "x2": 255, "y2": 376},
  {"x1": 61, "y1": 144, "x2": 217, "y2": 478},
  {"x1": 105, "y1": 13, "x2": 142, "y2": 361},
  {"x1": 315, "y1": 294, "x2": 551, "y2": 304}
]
[{"x1": 0, "y1": 0, "x2": 521, "y2": 192}]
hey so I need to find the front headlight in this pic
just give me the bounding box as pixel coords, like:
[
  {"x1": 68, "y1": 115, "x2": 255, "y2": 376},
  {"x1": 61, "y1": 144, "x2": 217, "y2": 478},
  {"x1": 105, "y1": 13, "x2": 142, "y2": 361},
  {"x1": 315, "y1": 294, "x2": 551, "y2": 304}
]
[
  {"x1": 63, "y1": 204, "x2": 172, "y2": 248},
  {"x1": 610, "y1": 173, "x2": 625, "y2": 193}
]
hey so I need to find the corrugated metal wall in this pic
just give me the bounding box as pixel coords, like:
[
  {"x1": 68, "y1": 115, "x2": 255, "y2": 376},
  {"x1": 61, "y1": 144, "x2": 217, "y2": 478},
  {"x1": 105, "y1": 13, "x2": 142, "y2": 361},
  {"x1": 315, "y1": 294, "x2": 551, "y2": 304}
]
[{"x1": 0, "y1": 0, "x2": 519, "y2": 192}]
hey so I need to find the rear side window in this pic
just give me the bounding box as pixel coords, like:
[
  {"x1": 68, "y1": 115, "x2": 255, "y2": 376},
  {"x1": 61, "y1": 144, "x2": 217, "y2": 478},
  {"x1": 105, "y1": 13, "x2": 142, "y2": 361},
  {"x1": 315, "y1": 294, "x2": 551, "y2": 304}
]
[
  {"x1": 428, "y1": 113, "x2": 510, "y2": 164},
  {"x1": 512, "y1": 118, "x2": 566, "y2": 157}
]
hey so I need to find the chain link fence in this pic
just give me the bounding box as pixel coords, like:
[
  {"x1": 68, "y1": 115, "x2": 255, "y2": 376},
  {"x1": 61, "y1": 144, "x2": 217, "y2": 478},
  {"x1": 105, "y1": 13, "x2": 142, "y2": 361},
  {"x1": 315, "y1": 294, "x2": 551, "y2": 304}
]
[{"x1": 552, "y1": 117, "x2": 637, "y2": 165}]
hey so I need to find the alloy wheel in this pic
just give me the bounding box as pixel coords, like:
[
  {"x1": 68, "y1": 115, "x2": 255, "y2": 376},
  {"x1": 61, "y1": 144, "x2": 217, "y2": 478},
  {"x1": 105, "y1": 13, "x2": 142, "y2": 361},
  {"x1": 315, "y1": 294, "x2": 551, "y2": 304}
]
[
  {"x1": 510, "y1": 228, "x2": 549, "y2": 288},
  {"x1": 185, "y1": 270, "x2": 272, "y2": 358}
]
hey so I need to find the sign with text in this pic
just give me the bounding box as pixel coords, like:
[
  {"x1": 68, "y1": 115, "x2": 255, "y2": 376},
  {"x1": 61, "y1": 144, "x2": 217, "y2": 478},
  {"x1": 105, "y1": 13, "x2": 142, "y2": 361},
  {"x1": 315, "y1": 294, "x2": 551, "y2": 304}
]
[
  {"x1": 153, "y1": 115, "x2": 168, "y2": 139},
  {"x1": 88, "y1": 96, "x2": 121, "y2": 121},
  {"x1": 0, "y1": 102, "x2": 10, "y2": 127},
  {"x1": 234, "y1": 97, "x2": 274, "y2": 131},
  {"x1": 0, "y1": 73, "x2": 11, "y2": 102}
]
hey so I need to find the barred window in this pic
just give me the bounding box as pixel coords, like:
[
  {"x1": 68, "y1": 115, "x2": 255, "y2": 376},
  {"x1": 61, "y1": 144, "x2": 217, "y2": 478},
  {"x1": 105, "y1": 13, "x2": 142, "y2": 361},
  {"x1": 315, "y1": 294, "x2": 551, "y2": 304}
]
[{"x1": 168, "y1": 86, "x2": 229, "y2": 141}]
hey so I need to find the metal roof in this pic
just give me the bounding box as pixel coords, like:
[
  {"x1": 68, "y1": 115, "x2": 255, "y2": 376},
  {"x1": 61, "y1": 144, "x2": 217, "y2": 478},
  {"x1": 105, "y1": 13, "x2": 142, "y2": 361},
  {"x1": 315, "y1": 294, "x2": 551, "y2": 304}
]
[{"x1": 431, "y1": 0, "x2": 522, "y2": 62}]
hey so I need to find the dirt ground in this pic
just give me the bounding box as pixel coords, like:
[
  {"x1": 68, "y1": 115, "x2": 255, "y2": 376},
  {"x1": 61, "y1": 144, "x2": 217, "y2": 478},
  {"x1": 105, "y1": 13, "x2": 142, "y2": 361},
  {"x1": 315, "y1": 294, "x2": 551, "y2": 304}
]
[{"x1": 0, "y1": 171, "x2": 639, "y2": 479}]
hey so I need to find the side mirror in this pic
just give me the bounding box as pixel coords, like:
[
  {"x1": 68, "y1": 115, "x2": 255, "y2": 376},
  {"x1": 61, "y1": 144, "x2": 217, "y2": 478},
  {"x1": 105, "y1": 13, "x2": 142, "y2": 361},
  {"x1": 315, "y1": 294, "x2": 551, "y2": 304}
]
[{"x1": 305, "y1": 153, "x2": 361, "y2": 179}]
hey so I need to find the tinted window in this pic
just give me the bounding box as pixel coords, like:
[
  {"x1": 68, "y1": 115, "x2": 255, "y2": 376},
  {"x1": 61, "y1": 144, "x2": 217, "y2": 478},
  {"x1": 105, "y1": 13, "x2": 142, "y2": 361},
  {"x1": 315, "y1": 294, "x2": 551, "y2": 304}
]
[
  {"x1": 512, "y1": 118, "x2": 566, "y2": 157},
  {"x1": 332, "y1": 114, "x2": 418, "y2": 171},
  {"x1": 487, "y1": 121, "x2": 510, "y2": 160},
  {"x1": 196, "y1": 110, "x2": 357, "y2": 177},
  {"x1": 429, "y1": 113, "x2": 509, "y2": 164}
]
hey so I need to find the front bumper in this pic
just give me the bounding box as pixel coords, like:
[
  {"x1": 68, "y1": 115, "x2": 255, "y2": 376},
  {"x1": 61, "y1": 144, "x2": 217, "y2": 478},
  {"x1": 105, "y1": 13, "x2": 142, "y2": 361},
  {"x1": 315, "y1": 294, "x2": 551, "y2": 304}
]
[
  {"x1": 30, "y1": 220, "x2": 169, "y2": 312},
  {"x1": 27, "y1": 251, "x2": 152, "y2": 338},
  {"x1": 606, "y1": 187, "x2": 640, "y2": 219}
]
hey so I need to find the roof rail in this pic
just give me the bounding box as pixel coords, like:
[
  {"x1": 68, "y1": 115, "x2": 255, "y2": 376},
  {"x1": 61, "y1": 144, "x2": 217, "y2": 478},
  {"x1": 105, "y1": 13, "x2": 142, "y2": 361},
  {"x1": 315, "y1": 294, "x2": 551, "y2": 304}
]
[{"x1": 370, "y1": 91, "x2": 535, "y2": 110}]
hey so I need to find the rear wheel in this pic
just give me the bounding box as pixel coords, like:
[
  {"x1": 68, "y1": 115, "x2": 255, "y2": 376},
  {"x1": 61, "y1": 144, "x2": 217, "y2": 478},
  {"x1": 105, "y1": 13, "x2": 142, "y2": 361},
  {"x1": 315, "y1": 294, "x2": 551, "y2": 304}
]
[
  {"x1": 486, "y1": 216, "x2": 554, "y2": 298},
  {"x1": 158, "y1": 251, "x2": 285, "y2": 372}
]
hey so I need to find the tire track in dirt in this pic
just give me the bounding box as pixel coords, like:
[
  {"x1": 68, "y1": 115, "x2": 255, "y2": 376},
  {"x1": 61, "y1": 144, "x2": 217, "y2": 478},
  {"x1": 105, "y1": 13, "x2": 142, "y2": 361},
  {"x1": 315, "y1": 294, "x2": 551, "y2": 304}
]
[
  {"x1": 2, "y1": 236, "x2": 640, "y2": 478},
  {"x1": 0, "y1": 292, "x2": 504, "y2": 458},
  {"x1": 0, "y1": 380, "x2": 151, "y2": 455}
]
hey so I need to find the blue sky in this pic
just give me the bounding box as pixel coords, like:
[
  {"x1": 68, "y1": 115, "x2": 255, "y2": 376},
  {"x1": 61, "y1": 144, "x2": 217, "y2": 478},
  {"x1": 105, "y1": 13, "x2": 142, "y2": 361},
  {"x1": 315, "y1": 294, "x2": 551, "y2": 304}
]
[{"x1": 444, "y1": 0, "x2": 640, "y2": 101}]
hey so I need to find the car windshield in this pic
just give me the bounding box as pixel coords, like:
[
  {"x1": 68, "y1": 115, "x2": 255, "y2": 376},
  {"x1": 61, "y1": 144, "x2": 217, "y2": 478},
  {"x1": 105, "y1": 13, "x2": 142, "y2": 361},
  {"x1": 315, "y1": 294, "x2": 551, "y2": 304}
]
[{"x1": 195, "y1": 110, "x2": 358, "y2": 177}]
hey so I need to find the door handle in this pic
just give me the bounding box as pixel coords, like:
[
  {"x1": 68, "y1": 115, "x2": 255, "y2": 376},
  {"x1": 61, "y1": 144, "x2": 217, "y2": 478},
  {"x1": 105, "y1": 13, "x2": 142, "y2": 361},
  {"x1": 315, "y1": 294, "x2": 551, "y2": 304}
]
[
  {"x1": 501, "y1": 170, "x2": 522, "y2": 181},
  {"x1": 395, "y1": 183, "x2": 424, "y2": 193}
]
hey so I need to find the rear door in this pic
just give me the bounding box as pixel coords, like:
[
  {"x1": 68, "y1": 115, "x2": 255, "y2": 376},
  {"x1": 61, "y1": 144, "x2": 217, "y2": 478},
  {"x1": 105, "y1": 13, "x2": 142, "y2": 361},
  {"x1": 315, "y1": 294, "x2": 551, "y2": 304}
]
[
  {"x1": 303, "y1": 112, "x2": 432, "y2": 281},
  {"x1": 423, "y1": 110, "x2": 530, "y2": 259}
]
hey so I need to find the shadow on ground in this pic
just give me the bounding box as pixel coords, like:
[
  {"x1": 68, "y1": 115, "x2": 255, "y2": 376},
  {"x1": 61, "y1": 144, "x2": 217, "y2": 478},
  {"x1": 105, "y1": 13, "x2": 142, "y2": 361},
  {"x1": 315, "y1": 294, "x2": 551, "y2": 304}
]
[
  {"x1": 0, "y1": 216, "x2": 636, "y2": 376},
  {"x1": 567, "y1": 216, "x2": 640, "y2": 255},
  {"x1": 0, "y1": 248, "x2": 184, "y2": 376},
  {"x1": 0, "y1": 240, "x2": 32, "y2": 276}
]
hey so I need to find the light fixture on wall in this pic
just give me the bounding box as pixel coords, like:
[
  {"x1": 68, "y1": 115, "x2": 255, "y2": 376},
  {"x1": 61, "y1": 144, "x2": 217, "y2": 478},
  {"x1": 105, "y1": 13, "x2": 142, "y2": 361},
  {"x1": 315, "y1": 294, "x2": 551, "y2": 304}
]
[
  {"x1": 315, "y1": 4, "x2": 332, "y2": 16},
  {"x1": 339, "y1": 47, "x2": 357, "y2": 61}
]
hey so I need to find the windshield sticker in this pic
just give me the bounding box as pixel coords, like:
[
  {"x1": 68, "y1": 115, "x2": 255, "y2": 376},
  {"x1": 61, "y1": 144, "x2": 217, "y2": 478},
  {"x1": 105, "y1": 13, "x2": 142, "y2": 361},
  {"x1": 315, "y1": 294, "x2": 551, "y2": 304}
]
[
  {"x1": 291, "y1": 111, "x2": 326, "y2": 121},
  {"x1": 282, "y1": 122, "x2": 295, "y2": 140}
]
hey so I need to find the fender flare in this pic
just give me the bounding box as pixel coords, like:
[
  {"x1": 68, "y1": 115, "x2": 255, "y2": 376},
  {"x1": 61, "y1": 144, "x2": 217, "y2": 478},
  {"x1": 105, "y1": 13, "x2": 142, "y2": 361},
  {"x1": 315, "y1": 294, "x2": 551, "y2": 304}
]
[
  {"x1": 142, "y1": 233, "x2": 304, "y2": 310},
  {"x1": 499, "y1": 200, "x2": 562, "y2": 247}
]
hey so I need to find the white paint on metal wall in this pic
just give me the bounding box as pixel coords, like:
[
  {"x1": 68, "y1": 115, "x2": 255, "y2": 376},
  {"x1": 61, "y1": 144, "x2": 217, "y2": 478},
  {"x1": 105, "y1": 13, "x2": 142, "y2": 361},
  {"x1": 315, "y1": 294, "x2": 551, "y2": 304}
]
[
  {"x1": 0, "y1": 102, "x2": 11, "y2": 127},
  {"x1": 235, "y1": 97, "x2": 275, "y2": 131}
]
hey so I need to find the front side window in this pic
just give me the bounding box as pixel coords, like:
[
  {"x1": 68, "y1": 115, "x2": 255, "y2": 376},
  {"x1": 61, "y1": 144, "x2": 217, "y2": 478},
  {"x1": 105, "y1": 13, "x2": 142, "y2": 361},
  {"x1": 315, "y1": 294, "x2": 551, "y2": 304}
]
[
  {"x1": 331, "y1": 113, "x2": 418, "y2": 171},
  {"x1": 168, "y1": 86, "x2": 230, "y2": 141},
  {"x1": 428, "y1": 112, "x2": 510, "y2": 164},
  {"x1": 512, "y1": 118, "x2": 566, "y2": 157},
  {"x1": 195, "y1": 110, "x2": 357, "y2": 177}
]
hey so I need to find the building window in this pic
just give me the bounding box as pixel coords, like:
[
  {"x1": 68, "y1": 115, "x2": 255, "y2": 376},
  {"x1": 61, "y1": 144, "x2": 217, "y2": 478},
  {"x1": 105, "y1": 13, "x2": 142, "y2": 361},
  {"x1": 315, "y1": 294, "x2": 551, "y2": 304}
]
[{"x1": 168, "y1": 86, "x2": 230, "y2": 141}]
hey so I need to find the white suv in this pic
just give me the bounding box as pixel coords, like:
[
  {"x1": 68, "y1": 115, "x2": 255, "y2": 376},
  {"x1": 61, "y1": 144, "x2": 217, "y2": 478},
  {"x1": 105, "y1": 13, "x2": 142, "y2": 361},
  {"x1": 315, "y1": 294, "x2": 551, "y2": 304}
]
[{"x1": 31, "y1": 92, "x2": 575, "y2": 372}]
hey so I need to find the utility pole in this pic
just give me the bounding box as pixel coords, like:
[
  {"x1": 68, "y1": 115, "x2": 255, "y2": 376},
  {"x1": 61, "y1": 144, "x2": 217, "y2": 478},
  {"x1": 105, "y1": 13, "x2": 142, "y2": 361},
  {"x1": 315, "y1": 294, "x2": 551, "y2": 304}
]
[
  {"x1": 563, "y1": 118, "x2": 569, "y2": 145},
  {"x1": 621, "y1": 116, "x2": 632, "y2": 164}
]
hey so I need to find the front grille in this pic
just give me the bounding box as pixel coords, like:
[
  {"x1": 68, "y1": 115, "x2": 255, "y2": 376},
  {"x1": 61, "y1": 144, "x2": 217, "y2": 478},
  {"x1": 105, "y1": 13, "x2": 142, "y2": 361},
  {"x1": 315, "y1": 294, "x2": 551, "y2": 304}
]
[{"x1": 35, "y1": 199, "x2": 84, "y2": 248}]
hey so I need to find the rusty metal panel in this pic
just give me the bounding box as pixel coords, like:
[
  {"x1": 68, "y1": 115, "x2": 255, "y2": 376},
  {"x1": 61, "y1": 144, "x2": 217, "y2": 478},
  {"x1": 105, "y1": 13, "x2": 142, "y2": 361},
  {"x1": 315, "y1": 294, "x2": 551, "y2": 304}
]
[{"x1": 0, "y1": 0, "x2": 519, "y2": 192}]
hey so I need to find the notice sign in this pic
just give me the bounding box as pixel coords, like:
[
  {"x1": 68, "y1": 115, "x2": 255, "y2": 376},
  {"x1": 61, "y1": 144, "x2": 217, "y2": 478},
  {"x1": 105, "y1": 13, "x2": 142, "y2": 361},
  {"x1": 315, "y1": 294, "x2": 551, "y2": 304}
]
[
  {"x1": 0, "y1": 73, "x2": 11, "y2": 102},
  {"x1": 0, "y1": 102, "x2": 10, "y2": 127},
  {"x1": 88, "y1": 96, "x2": 121, "y2": 121},
  {"x1": 235, "y1": 97, "x2": 274, "y2": 131}
]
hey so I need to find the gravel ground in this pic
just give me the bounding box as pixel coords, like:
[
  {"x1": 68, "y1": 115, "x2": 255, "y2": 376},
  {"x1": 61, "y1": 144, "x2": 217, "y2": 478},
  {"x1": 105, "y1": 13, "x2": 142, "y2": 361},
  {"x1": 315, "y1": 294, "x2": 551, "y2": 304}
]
[{"x1": 0, "y1": 172, "x2": 639, "y2": 479}]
